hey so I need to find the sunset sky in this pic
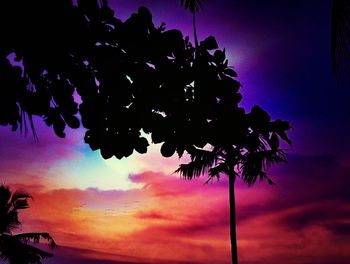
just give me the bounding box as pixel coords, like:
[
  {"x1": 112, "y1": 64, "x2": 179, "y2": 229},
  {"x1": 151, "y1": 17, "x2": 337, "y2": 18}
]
[{"x1": 1, "y1": 0, "x2": 350, "y2": 263}]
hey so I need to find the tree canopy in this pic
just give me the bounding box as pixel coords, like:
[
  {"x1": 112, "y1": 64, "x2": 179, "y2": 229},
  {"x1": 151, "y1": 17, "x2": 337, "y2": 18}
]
[
  {"x1": 0, "y1": 0, "x2": 291, "y2": 180},
  {"x1": 1, "y1": 2, "x2": 291, "y2": 263}
]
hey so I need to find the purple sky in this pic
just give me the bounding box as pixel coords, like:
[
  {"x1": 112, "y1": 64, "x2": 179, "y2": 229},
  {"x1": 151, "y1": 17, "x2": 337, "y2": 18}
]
[{"x1": 1, "y1": 1, "x2": 350, "y2": 263}]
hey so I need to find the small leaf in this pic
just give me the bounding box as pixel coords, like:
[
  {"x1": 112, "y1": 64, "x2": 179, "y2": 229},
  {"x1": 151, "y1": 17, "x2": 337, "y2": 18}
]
[
  {"x1": 224, "y1": 68, "x2": 238, "y2": 77},
  {"x1": 200, "y1": 36, "x2": 218, "y2": 50},
  {"x1": 84, "y1": 130, "x2": 100, "y2": 151},
  {"x1": 269, "y1": 132, "x2": 279, "y2": 150},
  {"x1": 271, "y1": 119, "x2": 291, "y2": 131},
  {"x1": 138, "y1": 6, "x2": 153, "y2": 23},
  {"x1": 65, "y1": 116, "x2": 80, "y2": 129},
  {"x1": 135, "y1": 137, "x2": 149, "y2": 154},
  {"x1": 100, "y1": 146, "x2": 113, "y2": 160},
  {"x1": 160, "y1": 142, "x2": 176, "y2": 158},
  {"x1": 53, "y1": 118, "x2": 66, "y2": 138},
  {"x1": 176, "y1": 146, "x2": 185, "y2": 159},
  {"x1": 276, "y1": 130, "x2": 292, "y2": 145},
  {"x1": 214, "y1": 49, "x2": 225, "y2": 63},
  {"x1": 249, "y1": 105, "x2": 271, "y2": 127}
]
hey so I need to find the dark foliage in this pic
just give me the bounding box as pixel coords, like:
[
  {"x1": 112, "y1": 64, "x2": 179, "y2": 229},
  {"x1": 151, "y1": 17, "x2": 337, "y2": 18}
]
[
  {"x1": 0, "y1": 185, "x2": 56, "y2": 264},
  {"x1": 0, "y1": 2, "x2": 292, "y2": 264},
  {"x1": 0, "y1": 0, "x2": 290, "y2": 164}
]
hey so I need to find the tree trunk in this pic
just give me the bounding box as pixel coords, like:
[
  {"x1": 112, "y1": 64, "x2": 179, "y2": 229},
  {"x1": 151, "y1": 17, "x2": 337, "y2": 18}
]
[
  {"x1": 229, "y1": 173, "x2": 239, "y2": 264},
  {"x1": 193, "y1": 11, "x2": 199, "y2": 48}
]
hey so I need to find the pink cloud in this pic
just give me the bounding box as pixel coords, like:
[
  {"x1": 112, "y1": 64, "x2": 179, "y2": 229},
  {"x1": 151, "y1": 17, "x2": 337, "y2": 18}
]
[
  {"x1": 4, "y1": 152, "x2": 350, "y2": 264},
  {"x1": 135, "y1": 210, "x2": 173, "y2": 220}
]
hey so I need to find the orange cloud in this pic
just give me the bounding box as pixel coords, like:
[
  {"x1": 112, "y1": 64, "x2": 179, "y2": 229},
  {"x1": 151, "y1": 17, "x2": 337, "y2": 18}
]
[{"x1": 10, "y1": 153, "x2": 350, "y2": 264}]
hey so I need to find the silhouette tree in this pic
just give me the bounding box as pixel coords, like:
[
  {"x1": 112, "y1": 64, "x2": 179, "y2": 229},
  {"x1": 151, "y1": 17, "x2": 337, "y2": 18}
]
[
  {"x1": 180, "y1": 0, "x2": 204, "y2": 47},
  {"x1": 175, "y1": 107, "x2": 290, "y2": 264},
  {"x1": 175, "y1": 2, "x2": 291, "y2": 263},
  {"x1": 172, "y1": 46, "x2": 291, "y2": 264},
  {"x1": 0, "y1": 1, "x2": 291, "y2": 263},
  {"x1": 0, "y1": 185, "x2": 56, "y2": 264}
]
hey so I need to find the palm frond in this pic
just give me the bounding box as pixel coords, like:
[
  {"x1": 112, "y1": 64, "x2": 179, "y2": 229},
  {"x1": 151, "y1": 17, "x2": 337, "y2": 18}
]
[
  {"x1": 331, "y1": 0, "x2": 350, "y2": 82},
  {"x1": 174, "y1": 147, "x2": 220, "y2": 179},
  {"x1": 0, "y1": 186, "x2": 11, "y2": 209},
  {"x1": 175, "y1": 160, "x2": 213, "y2": 179},
  {"x1": 0, "y1": 186, "x2": 56, "y2": 264},
  {"x1": 11, "y1": 191, "x2": 31, "y2": 211},
  {"x1": 0, "y1": 210, "x2": 20, "y2": 234},
  {"x1": 262, "y1": 149, "x2": 286, "y2": 172},
  {"x1": 16, "y1": 243, "x2": 53, "y2": 260},
  {"x1": 14, "y1": 232, "x2": 57, "y2": 249},
  {"x1": 189, "y1": 148, "x2": 218, "y2": 163},
  {"x1": 0, "y1": 186, "x2": 26, "y2": 234},
  {"x1": 180, "y1": 0, "x2": 204, "y2": 13},
  {"x1": 0, "y1": 234, "x2": 54, "y2": 264},
  {"x1": 240, "y1": 149, "x2": 287, "y2": 186},
  {"x1": 207, "y1": 162, "x2": 229, "y2": 182}
]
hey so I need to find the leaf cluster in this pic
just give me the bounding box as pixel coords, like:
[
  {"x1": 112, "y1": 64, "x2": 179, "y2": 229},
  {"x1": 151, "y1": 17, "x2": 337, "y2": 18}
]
[{"x1": 0, "y1": 0, "x2": 291, "y2": 171}]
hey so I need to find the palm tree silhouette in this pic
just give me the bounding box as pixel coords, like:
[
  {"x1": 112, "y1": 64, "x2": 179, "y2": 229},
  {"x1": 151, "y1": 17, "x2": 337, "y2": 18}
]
[
  {"x1": 175, "y1": 108, "x2": 290, "y2": 264},
  {"x1": 179, "y1": 0, "x2": 349, "y2": 81},
  {"x1": 0, "y1": 185, "x2": 56, "y2": 264},
  {"x1": 177, "y1": 1, "x2": 291, "y2": 263},
  {"x1": 180, "y1": 0, "x2": 204, "y2": 47}
]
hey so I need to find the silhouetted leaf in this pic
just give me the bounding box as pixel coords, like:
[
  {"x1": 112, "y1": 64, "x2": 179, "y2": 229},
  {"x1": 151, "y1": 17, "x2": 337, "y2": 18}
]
[
  {"x1": 175, "y1": 147, "x2": 220, "y2": 179},
  {"x1": 276, "y1": 130, "x2": 292, "y2": 145},
  {"x1": 200, "y1": 36, "x2": 218, "y2": 50},
  {"x1": 208, "y1": 163, "x2": 228, "y2": 179},
  {"x1": 160, "y1": 142, "x2": 176, "y2": 157},
  {"x1": 175, "y1": 146, "x2": 186, "y2": 158},
  {"x1": 161, "y1": 29, "x2": 184, "y2": 53},
  {"x1": 271, "y1": 119, "x2": 291, "y2": 131},
  {"x1": 241, "y1": 150, "x2": 287, "y2": 186},
  {"x1": 248, "y1": 105, "x2": 271, "y2": 132},
  {"x1": 224, "y1": 68, "x2": 238, "y2": 77},
  {"x1": 269, "y1": 132, "x2": 279, "y2": 150},
  {"x1": 65, "y1": 116, "x2": 80, "y2": 129},
  {"x1": 214, "y1": 49, "x2": 226, "y2": 63},
  {"x1": 53, "y1": 117, "x2": 66, "y2": 138},
  {"x1": 135, "y1": 137, "x2": 149, "y2": 154}
]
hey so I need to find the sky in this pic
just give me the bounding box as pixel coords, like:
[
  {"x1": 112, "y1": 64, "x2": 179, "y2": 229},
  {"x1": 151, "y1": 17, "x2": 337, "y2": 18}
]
[{"x1": 1, "y1": 0, "x2": 350, "y2": 263}]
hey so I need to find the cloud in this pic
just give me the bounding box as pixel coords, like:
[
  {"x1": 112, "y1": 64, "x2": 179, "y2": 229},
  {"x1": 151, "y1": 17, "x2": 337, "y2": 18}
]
[
  {"x1": 13, "y1": 171, "x2": 231, "y2": 263},
  {"x1": 0, "y1": 122, "x2": 84, "y2": 189},
  {"x1": 135, "y1": 210, "x2": 172, "y2": 221},
  {"x1": 234, "y1": 154, "x2": 350, "y2": 264},
  {"x1": 6, "y1": 153, "x2": 350, "y2": 264}
]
